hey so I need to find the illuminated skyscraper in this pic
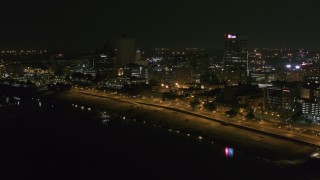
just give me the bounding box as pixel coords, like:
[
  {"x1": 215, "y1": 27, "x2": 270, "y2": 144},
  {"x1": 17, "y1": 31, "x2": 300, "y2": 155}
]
[{"x1": 223, "y1": 33, "x2": 248, "y2": 86}]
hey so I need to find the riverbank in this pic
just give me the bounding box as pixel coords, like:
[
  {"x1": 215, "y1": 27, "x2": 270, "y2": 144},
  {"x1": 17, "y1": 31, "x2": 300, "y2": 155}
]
[
  {"x1": 43, "y1": 91, "x2": 316, "y2": 162},
  {"x1": 3, "y1": 94, "x2": 311, "y2": 180}
]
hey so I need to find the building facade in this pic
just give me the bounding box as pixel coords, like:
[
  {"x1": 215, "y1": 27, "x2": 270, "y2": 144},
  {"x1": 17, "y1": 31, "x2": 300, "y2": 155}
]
[
  {"x1": 264, "y1": 81, "x2": 301, "y2": 117},
  {"x1": 223, "y1": 33, "x2": 248, "y2": 86},
  {"x1": 116, "y1": 34, "x2": 136, "y2": 67}
]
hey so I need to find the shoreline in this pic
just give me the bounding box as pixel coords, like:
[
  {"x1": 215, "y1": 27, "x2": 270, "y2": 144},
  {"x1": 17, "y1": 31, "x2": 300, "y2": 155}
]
[
  {"x1": 3, "y1": 93, "x2": 312, "y2": 180},
  {"x1": 42, "y1": 91, "x2": 316, "y2": 162}
]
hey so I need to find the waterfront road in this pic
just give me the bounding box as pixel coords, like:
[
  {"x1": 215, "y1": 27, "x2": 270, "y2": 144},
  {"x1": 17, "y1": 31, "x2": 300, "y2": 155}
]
[{"x1": 70, "y1": 88, "x2": 320, "y2": 149}]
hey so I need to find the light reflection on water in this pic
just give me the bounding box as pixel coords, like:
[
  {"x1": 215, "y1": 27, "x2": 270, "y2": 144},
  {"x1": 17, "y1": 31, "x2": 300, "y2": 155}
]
[
  {"x1": 225, "y1": 147, "x2": 234, "y2": 158},
  {"x1": 95, "y1": 108, "x2": 237, "y2": 159}
]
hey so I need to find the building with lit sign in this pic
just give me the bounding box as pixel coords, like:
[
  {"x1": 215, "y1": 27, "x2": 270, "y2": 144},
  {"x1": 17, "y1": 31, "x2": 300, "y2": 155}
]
[{"x1": 223, "y1": 33, "x2": 248, "y2": 86}]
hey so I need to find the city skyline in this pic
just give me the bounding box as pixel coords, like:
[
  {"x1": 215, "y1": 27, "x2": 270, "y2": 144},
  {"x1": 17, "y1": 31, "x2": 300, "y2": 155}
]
[
  {"x1": 2, "y1": 0, "x2": 320, "y2": 50},
  {"x1": 2, "y1": 1, "x2": 320, "y2": 179}
]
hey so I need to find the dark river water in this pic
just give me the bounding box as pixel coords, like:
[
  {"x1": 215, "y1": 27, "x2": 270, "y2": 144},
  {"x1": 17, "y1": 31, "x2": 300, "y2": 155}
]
[{"x1": 0, "y1": 96, "x2": 318, "y2": 180}]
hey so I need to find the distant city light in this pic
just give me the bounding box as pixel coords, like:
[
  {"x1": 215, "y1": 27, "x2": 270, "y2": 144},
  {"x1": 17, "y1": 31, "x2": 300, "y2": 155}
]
[
  {"x1": 295, "y1": 65, "x2": 300, "y2": 69},
  {"x1": 286, "y1": 65, "x2": 291, "y2": 68},
  {"x1": 227, "y1": 34, "x2": 237, "y2": 39}
]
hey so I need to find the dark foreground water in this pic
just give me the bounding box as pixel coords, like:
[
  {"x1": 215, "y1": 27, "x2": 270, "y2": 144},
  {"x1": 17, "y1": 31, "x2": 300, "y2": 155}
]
[{"x1": 0, "y1": 97, "x2": 318, "y2": 180}]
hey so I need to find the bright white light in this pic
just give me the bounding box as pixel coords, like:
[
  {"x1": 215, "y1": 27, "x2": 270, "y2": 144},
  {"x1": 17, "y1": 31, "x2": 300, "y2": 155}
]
[
  {"x1": 295, "y1": 65, "x2": 300, "y2": 69},
  {"x1": 311, "y1": 152, "x2": 320, "y2": 159},
  {"x1": 286, "y1": 65, "x2": 291, "y2": 68},
  {"x1": 227, "y1": 34, "x2": 237, "y2": 39}
]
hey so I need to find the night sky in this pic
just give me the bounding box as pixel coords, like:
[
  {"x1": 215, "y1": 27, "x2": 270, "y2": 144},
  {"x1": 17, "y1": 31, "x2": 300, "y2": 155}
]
[{"x1": 1, "y1": 0, "x2": 320, "y2": 50}]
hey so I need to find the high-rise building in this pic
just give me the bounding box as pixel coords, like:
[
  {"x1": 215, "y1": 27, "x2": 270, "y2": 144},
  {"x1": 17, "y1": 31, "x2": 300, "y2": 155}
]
[
  {"x1": 116, "y1": 34, "x2": 136, "y2": 67},
  {"x1": 301, "y1": 100, "x2": 320, "y2": 122},
  {"x1": 264, "y1": 81, "x2": 301, "y2": 116},
  {"x1": 223, "y1": 33, "x2": 248, "y2": 86}
]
